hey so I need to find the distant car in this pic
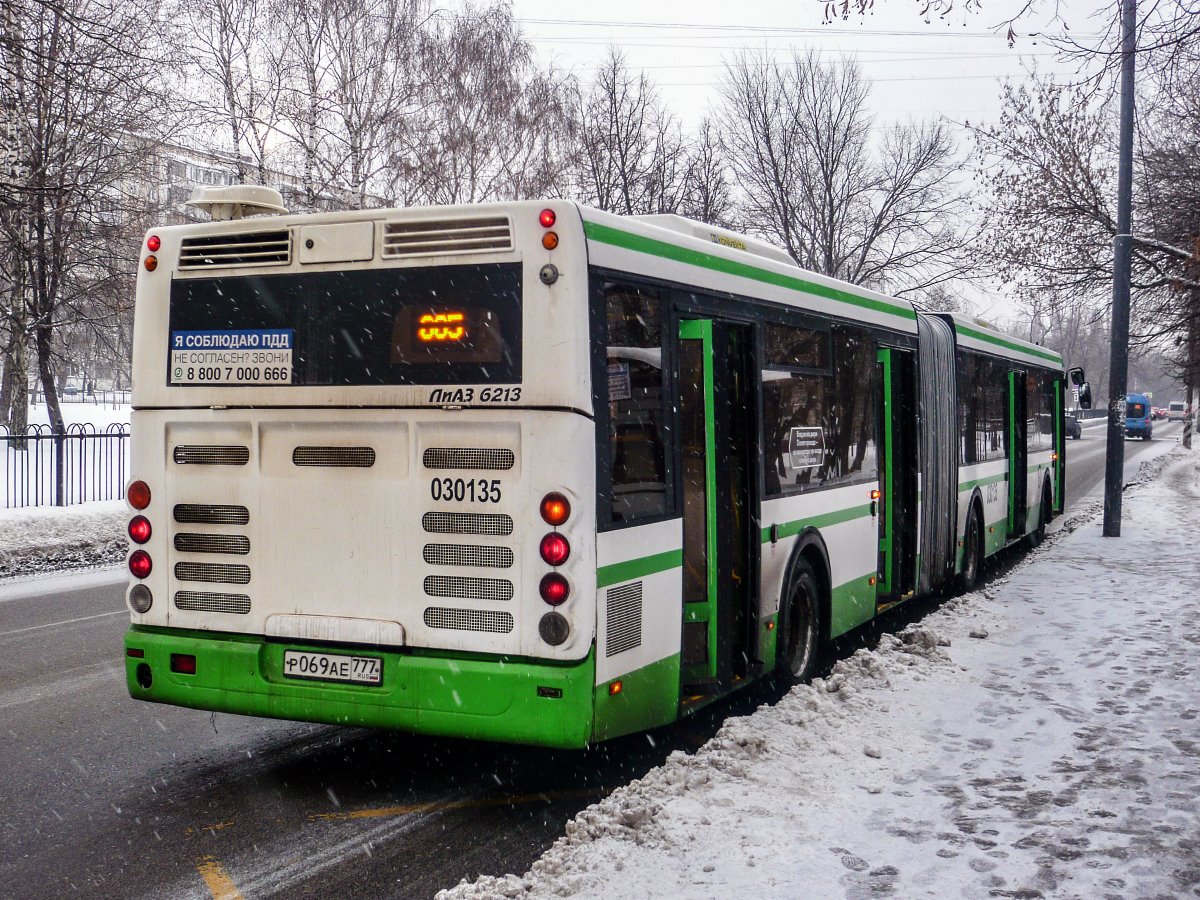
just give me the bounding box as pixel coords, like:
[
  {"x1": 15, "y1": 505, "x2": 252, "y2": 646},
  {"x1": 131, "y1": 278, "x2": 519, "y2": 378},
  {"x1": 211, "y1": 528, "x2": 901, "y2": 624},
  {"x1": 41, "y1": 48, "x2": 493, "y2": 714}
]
[
  {"x1": 1125, "y1": 393, "x2": 1153, "y2": 440},
  {"x1": 1066, "y1": 414, "x2": 1082, "y2": 439},
  {"x1": 1168, "y1": 401, "x2": 1187, "y2": 422}
]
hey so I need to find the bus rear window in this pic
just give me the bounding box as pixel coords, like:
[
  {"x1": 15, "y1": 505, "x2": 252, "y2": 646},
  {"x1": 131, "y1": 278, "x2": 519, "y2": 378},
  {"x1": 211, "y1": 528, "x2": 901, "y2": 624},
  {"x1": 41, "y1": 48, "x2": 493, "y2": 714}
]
[
  {"x1": 169, "y1": 263, "x2": 521, "y2": 386},
  {"x1": 1127, "y1": 402, "x2": 1146, "y2": 419}
]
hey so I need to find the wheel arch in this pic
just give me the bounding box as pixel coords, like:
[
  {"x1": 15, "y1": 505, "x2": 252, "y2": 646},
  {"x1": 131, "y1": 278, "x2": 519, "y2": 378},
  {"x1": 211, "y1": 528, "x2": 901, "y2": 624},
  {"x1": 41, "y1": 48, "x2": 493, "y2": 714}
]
[
  {"x1": 964, "y1": 487, "x2": 985, "y2": 561},
  {"x1": 781, "y1": 527, "x2": 833, "y2": 643}
]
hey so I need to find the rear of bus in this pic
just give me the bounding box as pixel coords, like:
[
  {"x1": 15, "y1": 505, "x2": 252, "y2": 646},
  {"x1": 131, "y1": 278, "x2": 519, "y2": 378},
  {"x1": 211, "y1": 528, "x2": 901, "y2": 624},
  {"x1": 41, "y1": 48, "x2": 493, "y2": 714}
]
[
  {"x1": 122, "y1": 200, "x2": 601, "y2": 748},
  {"x1": 1124, "y1": 392, "x2": 1153, "y2": 440}
]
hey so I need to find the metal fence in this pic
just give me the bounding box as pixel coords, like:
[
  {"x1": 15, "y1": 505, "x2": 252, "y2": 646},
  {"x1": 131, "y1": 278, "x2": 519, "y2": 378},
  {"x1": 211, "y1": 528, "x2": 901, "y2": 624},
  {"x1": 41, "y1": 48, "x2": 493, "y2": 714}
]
[{"x1": 1, "y1": 423, "x2": 130, "y2": 508}]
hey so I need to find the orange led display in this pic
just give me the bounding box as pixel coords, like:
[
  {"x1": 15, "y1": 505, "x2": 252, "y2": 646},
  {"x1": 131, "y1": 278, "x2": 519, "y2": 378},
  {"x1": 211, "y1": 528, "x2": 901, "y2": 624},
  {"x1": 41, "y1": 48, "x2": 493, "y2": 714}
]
[{"x1": 417, "y1": 312, "x2": 466, "y2": 343}]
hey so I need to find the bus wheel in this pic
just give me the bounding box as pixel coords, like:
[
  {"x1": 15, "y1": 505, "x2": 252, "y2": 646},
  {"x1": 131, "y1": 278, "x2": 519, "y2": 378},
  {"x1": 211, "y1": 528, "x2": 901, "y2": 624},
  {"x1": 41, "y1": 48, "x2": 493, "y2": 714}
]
[
  {"x1": 957, "y1": 505, "x2": 983, "y2": 592},
  {"x1": 1028, "y1": 483, "x2": 1051, "y2": 548},
  {"x1": 778, "y1": 559, "x2": 821, "y2": 684}
]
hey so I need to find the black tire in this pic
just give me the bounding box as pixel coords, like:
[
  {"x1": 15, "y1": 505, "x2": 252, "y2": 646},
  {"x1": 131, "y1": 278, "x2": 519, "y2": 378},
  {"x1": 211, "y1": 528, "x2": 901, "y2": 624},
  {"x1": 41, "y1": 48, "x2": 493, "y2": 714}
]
[
  {"x1": 778, "y1": 559, "x2": 821, "y2": 684},
  {"x1": 1027, "y1": 483, "x2": 1050, "y2": 548},
  {"x1": 957, "y1": 504, "x2": 984, "y2": 592}
]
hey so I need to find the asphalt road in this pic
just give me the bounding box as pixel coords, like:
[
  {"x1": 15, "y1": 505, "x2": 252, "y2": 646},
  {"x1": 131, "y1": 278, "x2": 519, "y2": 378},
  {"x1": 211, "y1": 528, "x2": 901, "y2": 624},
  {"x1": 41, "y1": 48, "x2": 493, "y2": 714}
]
[{"x1": 0, "y1": 419, "x2": 1186, "y2": 900}]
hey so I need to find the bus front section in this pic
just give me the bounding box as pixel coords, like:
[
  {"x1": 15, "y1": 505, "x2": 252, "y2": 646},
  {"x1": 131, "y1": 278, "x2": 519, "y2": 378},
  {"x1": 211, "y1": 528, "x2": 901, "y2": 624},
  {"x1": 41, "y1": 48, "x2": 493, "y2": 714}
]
[{"x1": 122, "y1": 202, "x2": 601, "y2": 748}]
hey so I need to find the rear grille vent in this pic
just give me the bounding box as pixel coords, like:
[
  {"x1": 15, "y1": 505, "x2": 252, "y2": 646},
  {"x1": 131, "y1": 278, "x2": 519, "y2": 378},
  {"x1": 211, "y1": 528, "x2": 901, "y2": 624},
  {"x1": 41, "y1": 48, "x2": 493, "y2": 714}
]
[
  {"x1": 422, "y1": 512, "x2": 513, "y2": 536},
  {"x1": 422, "y1": 448, "x2": 515, "y2": 470},
  {"x1": 175, "y1": 590, "x2": 251, "y2": 615},
  {"x1": 179, "y1": 230, "x2": 290, "y2": 268},
  {"x1": 423, "y1": 543, "x2": 514, "y2": 569},
  {"x1": 174, "y1": 562, "x2": 251, "y2": 585},
  {"x1": 173, "y1": 445, "x2": 250, "y2": 466},
  {"x1": 606, "y1": 582, "x2": 643, "y2": 657},
  {"x1": 424, "y1": 607, "x2": 514, "y2": 633},
  {"x1": 423, "y1": 575, "x2": 513, "y2": 602},
  {"x1": 174, "y1": 504, "x2": 250, "y2": 526},
  {"x1": 174, "y1": 533, "x2": 250, "y2": 555},
  {"x1": 382, "y1": 217, "x2": 511, "y2": 258},
  {"x1": 293, "y1": 446, "x2": 376, "y2": 468}
]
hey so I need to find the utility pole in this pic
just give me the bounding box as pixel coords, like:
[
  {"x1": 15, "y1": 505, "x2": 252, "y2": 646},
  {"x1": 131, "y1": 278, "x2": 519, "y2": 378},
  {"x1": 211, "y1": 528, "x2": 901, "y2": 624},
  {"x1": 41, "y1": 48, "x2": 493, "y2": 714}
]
[{"x1": 1102, "y1": 0, "x2": 1137, "y2": 538}]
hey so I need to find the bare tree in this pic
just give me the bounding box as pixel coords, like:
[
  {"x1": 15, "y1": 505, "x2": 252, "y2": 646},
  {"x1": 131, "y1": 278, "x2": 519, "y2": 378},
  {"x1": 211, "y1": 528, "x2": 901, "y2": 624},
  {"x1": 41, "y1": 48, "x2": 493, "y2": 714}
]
[
  {"x1": 574, "y1": 48, "x2": 688, "y2": 216},
  {"x1": 677, "y1": 118, "x2": 734, "y2": 227},
  {"x1": 0, "y1": 0, "x2": 168, "y2": 435},
  {"x1": 717, "y1": 49, "x2": 971, "y2": 295},
  {"x1": 394, "y1": 3, "x2": 576, "y2": 206}
]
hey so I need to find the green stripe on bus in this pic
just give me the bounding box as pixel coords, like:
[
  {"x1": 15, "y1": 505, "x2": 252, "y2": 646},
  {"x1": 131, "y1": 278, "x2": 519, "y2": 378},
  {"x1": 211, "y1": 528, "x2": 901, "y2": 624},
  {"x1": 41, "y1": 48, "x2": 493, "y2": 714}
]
[
  {"x1": 584, "y1": 221, "x2": 917, "y2": 323},
  {"x1": 597, "y1": 548, "x2": 683, "y2": 588},
  {"x1": 760, "y1": 503, "x2": 874, "y2": 543},
  {"x1": 959, "y1": 472, "x2": 1008, "y2": 492},
  {"x1": 956, "y1": 324, "x2": 1062, "y2": 365}
]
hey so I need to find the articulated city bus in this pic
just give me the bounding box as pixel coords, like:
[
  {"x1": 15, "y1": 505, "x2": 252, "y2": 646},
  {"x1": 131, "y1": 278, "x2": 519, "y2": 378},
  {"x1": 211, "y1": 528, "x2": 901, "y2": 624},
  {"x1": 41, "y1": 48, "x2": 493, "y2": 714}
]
[{"x1": 122, "y1": 190, "x2": 1080, "y2": 748}]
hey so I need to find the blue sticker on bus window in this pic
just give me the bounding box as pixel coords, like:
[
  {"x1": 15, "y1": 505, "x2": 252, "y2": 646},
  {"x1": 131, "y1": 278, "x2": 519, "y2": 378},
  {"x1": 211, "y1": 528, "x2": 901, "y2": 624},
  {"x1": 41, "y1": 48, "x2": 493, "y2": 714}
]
[{"x1": 170, "y1": 330, "x2": 294, "y2": 385}]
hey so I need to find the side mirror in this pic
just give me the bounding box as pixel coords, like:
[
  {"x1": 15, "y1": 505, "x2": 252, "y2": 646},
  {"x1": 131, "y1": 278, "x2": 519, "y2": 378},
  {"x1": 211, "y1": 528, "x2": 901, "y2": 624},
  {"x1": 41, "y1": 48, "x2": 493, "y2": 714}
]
[
  {"x1": 1077, "y1": 382, "x2": 1093, "y2": 410},
  {"x1": 1067, "y1": 367, "x2": 1086, "y2": 387}
]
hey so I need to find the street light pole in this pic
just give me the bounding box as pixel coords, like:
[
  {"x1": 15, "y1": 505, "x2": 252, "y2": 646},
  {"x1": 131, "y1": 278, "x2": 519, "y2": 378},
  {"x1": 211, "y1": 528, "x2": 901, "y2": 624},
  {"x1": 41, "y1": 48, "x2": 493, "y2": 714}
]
[{"x1": 1102, "y1": 0, "x2": 1137, "y2": 538}]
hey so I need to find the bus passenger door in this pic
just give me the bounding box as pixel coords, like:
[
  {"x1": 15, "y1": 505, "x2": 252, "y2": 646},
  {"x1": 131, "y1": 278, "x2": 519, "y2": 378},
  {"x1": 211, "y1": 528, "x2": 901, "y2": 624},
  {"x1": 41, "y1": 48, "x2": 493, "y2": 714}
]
[
  {"x1": 678, "y1": 319, "x2": 757, "y2": 694},
  {"x1": 1007, "y1": 370, "x2": 1028, "y2": 537},
  {"x1": 876, "y1": 348, "x2": 919, "y2": 604}
]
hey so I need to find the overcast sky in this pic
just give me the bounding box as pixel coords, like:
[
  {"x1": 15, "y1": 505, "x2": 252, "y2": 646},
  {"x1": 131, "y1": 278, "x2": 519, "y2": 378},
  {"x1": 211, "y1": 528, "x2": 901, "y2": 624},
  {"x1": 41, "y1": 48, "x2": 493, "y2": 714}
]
[{"x1": 509, "y1": 0, "x2": 1114, "y2": 131}]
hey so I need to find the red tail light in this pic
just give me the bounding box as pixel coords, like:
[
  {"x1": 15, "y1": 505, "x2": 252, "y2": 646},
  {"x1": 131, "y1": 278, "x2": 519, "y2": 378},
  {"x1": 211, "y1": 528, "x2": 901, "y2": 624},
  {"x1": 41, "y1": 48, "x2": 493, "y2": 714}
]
[
  {"x1": 540, "y1": 492, "x2": 571, "y2": 526},
  {"x1": 170, "y1": 653, "x2": 196, "y2": 675},
  {"x1": 539, "y1": 533, "x2": 570, "y2": 566},
  {"x1": 128, "y1": 516, "x2": 152, "y2": 544},
  {"x1": 128, "y1": 480, "x2": 151, "y2": 510},
  {"x1": 129, "y1": 550, "x2": 153, "y2": 579},
  {"x1": 146, "y1": 234, "x2": 161, "y2": 252},
  {"x1": 539, "y1": 573, "x2": 570, "y2": 606},
  {"x1": 539, "y1": 208, "x2": 556, "y2": 228}
]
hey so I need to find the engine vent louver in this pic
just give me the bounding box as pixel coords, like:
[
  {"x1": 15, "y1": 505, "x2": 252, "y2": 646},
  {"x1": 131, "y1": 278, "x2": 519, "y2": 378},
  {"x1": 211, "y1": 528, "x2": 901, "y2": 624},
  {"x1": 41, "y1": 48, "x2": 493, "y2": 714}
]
[
  {"x1": 174, "y1": 561, "x2": 251, "y2": 585},
  {"x1": 606, "y1": 582, "x2": 643, "y2": 657},
  {"x1": 293, "y1": 446, "x2": 376, "y2": 468},
  {"x1": 175, "y1": 591, "x2": 251, "y2": 615},
  {"x1": 173, "y1": 504, "x2": 250, "y2": 526},
  {"x1": 179, "y1": 230, "x2": 290, "y2": 268},
  {"x1": 174, "y1": 533, "x2": 250, "y2": 555},
  {"x1": 423, "y1": 543, "x2": 514, "y2": 569},
  {"x1": 422, "y1": 448, "x2": 515, "y2": 471},
  {"x1": 173, "y1": 445, "x2": 250, "y2": 466},
  {"x1": 423, "y1": 575, "x2": 513, "y2": 602},
  {"x1": 424, "y1": 607, "x2": 514, "y2": 633},
  {"x1": 382, "y1": 217, "x2": 512, "y2": 258},
  {"x1": 422, "y1": 511, "x2": 513, "y2": 536}
]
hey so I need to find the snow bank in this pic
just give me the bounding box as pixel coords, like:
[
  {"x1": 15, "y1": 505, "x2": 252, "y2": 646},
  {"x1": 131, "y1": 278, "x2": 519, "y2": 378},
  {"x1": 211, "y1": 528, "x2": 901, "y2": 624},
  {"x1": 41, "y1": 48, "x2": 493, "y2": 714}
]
[
  {"x1": 0, "y1": 500, "x2": 126, "y2": 580},
  {"x1": 440, "y1": 448, "x2": 1200, "y2": 899}
]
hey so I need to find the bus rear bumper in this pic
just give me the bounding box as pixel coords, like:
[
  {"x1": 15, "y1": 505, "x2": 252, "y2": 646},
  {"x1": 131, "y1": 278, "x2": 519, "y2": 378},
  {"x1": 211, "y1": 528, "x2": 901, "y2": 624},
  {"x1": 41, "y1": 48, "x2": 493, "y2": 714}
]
[{"x1": 124, "y1": 626, "x2": 596, "y2": 749}]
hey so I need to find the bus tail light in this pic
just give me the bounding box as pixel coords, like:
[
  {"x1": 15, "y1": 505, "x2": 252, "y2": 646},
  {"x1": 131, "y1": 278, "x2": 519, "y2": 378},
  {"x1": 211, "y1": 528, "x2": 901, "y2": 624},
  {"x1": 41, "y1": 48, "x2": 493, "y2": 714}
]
[
  {"x1": 144, "y1": 255, "x2": 158, "y2": 271},
  {"x1": 541, "y1": 232, "x2": 559, "y2": 250},
  {"x1": 540, "y1": 492, "x2": 570, "y2": 526},
  {"x1": 128, "y1": 516, "x2": 152, "y2": 544},
  {"x1": 539, "y1": 208, "x2": 556, "y2": 228},
  {"x1": 129, "y1": 550, "x2": 153, "y2": 579},
  {"x1": 539, "y1": 573, "x2": 570, "y2": 606},
  {"x1": 146, "y1": 234, "x2": 161, "y2": 251},
  {"x1": 128, "y1": 480, "x2": 151, "y2": 510},
  {"x1": 170, "y1": 654, "x2": 196, "y2": 675},
  {"x1": 129, "y1": 584, "x2": 153, "y2": 613},
  {"x1": 539, "y1": 533, "x2": 570, "y2": 566},
  {"x1": 538, "y1": 612, "x2": 569, "y2": 646}
]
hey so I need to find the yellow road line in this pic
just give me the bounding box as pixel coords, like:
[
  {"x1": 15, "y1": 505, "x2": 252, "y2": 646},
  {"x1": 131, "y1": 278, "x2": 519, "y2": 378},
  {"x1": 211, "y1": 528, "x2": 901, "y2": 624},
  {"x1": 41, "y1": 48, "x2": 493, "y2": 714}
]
[
  {"x1": 196, "y1": 856, "x2": 244, "y2": 900},
  {"x1": 309, "y1": 787, "x2": 607, "y2": 822}
]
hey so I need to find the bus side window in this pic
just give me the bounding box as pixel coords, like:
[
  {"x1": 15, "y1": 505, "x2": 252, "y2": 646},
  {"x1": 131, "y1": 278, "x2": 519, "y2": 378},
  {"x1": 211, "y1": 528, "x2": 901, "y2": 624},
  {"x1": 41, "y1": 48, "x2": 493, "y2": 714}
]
[
  {"x1": 604, "y1": 283, "x2": 669, "y2": 523},
  {"x1": 761, "y1": 321, "x2": 831, "y2": 496}
]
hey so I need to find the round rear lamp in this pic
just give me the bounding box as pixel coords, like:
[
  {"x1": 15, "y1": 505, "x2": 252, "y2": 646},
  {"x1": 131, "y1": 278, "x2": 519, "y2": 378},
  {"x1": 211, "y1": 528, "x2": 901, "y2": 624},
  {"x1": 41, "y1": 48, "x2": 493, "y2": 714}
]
[
  {"x1": 128, "y1": 515, "x2": 152, "y2": 544},
  {"x1": 539, "y1": 208, "x2": 556, "y2": 228},
  {"x1": 129, "y1": 584, "x2": 153, "y2": 613},
  {"x1": 146, "y1": 234, "x2": 161, "y2": 252},
  {"x1": 540, "y1": 492, "x2": 571, "y2": 526},
  {"x1": 129, "y1": 549, "x2": 153, "y2": 579},
  {"x1": 539, "y1": 533, "x2": 570, "y2": 566},
  {"x1": 538, "y1": 612, "x2": 570, "y2": 646},
  {"x1": 144, "y1": 255, "x2": 158, "y2": 271},
  {"x1": 541, "y1": 231, "x2": 559, "y2": 250},
  {"x1": 128, "y1": 480, "x2": 151, "y2": 510},
  {"x1": 539, "y1": 573, "x2": 570, "y2": 606}
]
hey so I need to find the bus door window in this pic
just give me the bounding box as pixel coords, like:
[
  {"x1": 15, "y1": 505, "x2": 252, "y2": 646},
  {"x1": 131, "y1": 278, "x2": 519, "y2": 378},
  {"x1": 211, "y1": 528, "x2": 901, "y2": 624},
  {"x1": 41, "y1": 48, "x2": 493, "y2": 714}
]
[
  {"x1": 761, "y1": 322, "x2": 831, "y2": 496},
  {"x1": 602, "y1": 283, "x2": 671, "y2": 525}
]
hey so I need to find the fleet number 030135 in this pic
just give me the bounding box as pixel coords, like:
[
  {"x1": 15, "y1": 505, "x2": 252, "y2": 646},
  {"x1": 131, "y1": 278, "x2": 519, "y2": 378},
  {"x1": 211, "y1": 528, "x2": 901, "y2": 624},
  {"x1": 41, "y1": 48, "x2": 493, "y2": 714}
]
[{"x1": 430, "y1": 477, "x2": 502, "y2": 503}]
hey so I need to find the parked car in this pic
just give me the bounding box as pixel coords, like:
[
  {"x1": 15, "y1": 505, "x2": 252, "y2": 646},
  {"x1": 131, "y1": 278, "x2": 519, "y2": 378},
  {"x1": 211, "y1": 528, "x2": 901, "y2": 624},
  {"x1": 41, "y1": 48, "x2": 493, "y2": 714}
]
[{"x1": 1066, "y1": 413, "x2": 1082, "y2": 439}]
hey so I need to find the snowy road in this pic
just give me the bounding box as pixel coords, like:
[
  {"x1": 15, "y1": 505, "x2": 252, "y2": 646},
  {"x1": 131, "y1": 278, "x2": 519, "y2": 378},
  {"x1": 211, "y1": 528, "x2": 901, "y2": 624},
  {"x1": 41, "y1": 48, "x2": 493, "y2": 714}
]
[{"x1": 0, "y1": 425, "x2": 1191, "y2": 898}]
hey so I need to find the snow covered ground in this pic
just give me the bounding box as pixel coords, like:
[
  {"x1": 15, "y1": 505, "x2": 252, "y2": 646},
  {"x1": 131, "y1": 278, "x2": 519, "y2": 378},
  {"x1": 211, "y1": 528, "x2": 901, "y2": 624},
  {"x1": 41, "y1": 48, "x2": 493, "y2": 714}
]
[{"x1": 441, "y1": 448, "x2": 1200, "y2": 900}]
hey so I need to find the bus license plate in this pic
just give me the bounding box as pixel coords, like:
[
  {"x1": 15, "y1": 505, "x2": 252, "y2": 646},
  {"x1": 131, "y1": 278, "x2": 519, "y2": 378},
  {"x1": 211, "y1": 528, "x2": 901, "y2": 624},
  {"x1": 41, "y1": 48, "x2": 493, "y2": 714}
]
[{"x1": 283, "y1": 650, "x2": 382, "y2": 685}]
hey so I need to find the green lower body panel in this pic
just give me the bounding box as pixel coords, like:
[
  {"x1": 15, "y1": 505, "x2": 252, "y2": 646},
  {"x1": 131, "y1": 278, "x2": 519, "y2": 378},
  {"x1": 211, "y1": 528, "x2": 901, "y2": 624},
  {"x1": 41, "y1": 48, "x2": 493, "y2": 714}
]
[
  {"x1": 592, "y1": 653, "x2": 681, "y2": 742},
  {"x1": 830, "y1": 573, "x2": 878, "y2": 638},
  {"x1": 125, "y1": 626, "x2": 596, "y2": 749}
]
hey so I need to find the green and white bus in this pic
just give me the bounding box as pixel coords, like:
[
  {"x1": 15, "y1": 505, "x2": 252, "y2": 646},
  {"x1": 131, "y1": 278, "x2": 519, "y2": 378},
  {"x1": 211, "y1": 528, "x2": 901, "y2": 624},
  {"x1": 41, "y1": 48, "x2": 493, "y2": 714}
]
[{"x1": 123, "y1": 190, "x2": 1080, "y2": 748}]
